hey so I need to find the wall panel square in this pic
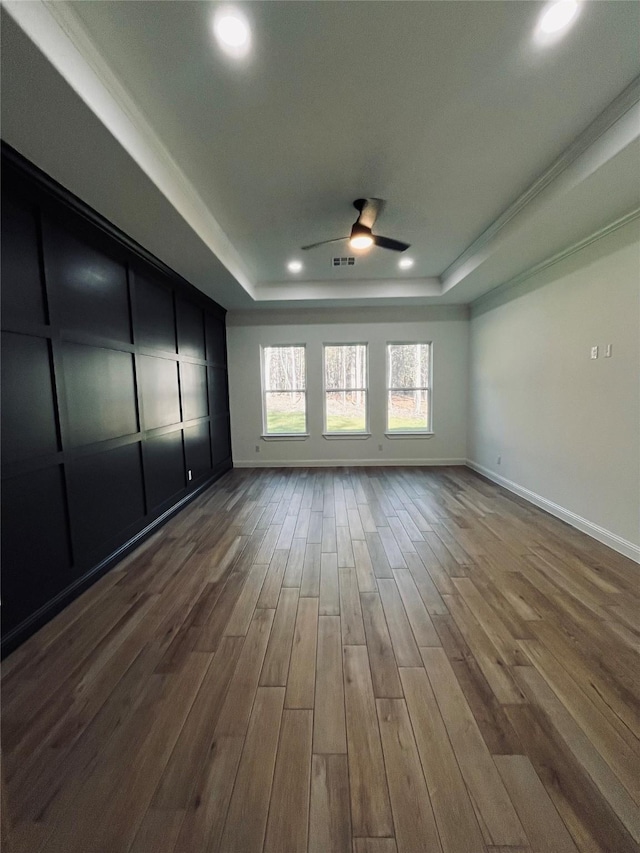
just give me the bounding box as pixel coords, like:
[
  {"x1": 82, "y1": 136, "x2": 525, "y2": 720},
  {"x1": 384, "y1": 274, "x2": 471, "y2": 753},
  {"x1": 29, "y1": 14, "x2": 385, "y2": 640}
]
[
  {"x1": 209, "y1": 365, "x2": 229, "y2": 416},
  {"x1": 63, "y1": 342, "x2": 138, "y2": 447},
  {"x1": 1, "y1": 197, "x2": 46, "y2": 325},
  {"x1": 67, "y1": 443, "x2": 145, "y2": 564},
  {"x1": 143, "y1": 429, "x2": 185, "y2": 509},
  {"x1": 211, "y1": 413, "x2": 231, "y2": 466},
  {"x1": 181, "y1": 362, "x2": 208, "y2": 422},
  {"x1": 44, "y1": 220, "x2": 131, "y2": 343},
  {"x1": 1, "y1": 332, "x2": 59, "y2": 464},
  {"x1": 184, "y1": 421, "x2": 211, "y2": 481},
  {"x1": 177, "y1": 298, "x2": 205, "y2": 360},
  {"x1": 1, "y1": 465, "x2": 74, "y2": 635},
  {"x1": 135, "y1": 274, "x2": 176, "y2": 353},
  {"x1": 139, "y1": 355, "x2": 181, "y2": 430},
  {"x1": 206, "y1": 313, "x2": 226, "y2": 365}
]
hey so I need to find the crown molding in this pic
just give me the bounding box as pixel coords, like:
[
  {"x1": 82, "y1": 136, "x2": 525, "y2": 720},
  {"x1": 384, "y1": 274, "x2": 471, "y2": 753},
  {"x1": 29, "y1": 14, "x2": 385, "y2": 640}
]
[
  {"x1": 470, "y1": 208, "x2": 640, "y2": 314},
  {"x1": 441, "y1": 75, "x2": 640, "y2": 293},
  {"x1": 227, "y1": 304, "x2": 468, "y2": 325},
  {"x1": 252, "y1": 277, "x2": 442, "y2": 301}
]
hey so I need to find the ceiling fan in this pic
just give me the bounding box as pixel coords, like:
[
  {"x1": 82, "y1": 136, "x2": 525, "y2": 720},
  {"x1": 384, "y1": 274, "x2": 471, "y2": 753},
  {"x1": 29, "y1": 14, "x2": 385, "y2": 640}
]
[{"x1": 301, "y1": 198, "x2": 410, "y2": 253}]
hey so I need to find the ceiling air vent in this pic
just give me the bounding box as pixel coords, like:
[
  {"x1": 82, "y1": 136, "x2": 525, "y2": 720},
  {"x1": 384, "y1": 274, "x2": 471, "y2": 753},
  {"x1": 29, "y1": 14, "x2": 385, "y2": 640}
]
[{"x1": 332, "y1": 257, "x2": 355, "y2": 267}]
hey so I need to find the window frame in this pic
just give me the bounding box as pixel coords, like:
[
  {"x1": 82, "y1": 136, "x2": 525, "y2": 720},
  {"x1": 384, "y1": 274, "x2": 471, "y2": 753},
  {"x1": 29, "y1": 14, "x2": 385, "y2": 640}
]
[
  {"x1": 322, "y1": 342, "x2": 370, "y2": 436},
  {"x1": 260, "y1": 344, "x2": 309, "y2": 438},
  {"x1": 385, "y1": 341, "x2": 433, "y2": 435}
]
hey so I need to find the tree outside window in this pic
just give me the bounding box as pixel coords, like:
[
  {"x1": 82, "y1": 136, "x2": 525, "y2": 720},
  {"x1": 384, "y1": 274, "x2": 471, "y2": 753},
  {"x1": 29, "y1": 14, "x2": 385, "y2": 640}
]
[
  {"x1": 386, "y1": 343, "x2": 432, "y2": 432},
  {"x1": 262, "y1": 345, "x2": 307, "y2": 434},
  {"x1": 324, "y1": 344, "x2": 368, "y2": 433}
]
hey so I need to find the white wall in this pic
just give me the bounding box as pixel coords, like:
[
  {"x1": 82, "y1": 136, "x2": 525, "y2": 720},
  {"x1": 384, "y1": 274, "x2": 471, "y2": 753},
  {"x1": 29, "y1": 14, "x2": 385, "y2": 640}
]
[
  {"x1": 469, "y1": 219, "x2": 640, "y2": 559},
  {"x1": 227, "y1": 306, "x2": 469, "y2": 466}
]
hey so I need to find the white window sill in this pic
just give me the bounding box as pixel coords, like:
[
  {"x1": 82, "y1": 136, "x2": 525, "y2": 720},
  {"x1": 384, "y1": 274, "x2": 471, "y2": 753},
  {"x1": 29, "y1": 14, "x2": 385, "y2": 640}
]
[
  {"x1": 261, "y1": 433, "x2": 309, "y2": 441},
  {"x1": 385, "y1": 431, "x2": 434, "y2": 439},
  {"x1": 323, "y1": 432, "x2": 371, "y2": 440}
]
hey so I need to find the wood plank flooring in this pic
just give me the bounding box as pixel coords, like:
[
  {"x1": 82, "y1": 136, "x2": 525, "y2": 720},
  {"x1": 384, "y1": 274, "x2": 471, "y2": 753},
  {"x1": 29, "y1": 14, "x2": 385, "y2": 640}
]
[{"x1": 2, "y1": 466, "x2": 639, "y2": 853}]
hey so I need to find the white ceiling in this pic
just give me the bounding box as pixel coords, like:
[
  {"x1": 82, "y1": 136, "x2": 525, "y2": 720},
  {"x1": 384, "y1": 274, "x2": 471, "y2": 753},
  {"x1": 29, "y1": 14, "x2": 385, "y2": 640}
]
[{"x1": 2, "y1": 0, "x2": 639, "y2": 311}]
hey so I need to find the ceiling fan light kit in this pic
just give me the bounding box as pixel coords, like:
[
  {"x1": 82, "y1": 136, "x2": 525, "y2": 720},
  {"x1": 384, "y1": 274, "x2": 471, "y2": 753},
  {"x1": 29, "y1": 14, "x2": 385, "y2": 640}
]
[
  {"x1": 302, "y1": 198, "x2": 410, "y2": 254},
  {"x1": 349, "y1": 223, "x2": 374, "y2": 250}
]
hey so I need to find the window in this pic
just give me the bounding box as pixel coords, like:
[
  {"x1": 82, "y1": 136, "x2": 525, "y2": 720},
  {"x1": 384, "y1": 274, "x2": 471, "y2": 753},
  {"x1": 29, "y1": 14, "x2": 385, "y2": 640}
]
[
  {"x1": 386, "y1": 343, "x2": 432, "y2": 433},
  {"x1": 262, "y1": 345, "x2": 307, "y2": 435},
  {"x1": 324, "y1": 344, "x2": 368, "y2": 433}
]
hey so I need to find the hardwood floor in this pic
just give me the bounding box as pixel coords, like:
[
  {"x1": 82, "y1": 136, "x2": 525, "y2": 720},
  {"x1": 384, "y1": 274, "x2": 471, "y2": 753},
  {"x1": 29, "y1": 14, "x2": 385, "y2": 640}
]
[{"x1": 2, "y1": 466, "x2": 639, "y2": 853}]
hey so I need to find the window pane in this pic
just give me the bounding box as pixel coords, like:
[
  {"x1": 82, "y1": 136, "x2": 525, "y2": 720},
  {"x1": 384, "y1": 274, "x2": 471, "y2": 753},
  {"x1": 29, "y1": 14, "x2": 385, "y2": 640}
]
[
  {"x1": 265, "y1": 392, "x2": 306, "y2": 433},
  {"x1": 325, "y1": 391, "x2": 367, "y2": 432},
  {"x1": 388, "y1": 344, "x2": 429, "y2": 388},
  {"x1": 387, "y1": 390, "x2": 430, "y2": 431},
  {"x1": 325, "y1": 345, "x2": 367, "y2": 390},
  {"x1": 264, "y1": 346, "x2": 306, "y2": 391}
]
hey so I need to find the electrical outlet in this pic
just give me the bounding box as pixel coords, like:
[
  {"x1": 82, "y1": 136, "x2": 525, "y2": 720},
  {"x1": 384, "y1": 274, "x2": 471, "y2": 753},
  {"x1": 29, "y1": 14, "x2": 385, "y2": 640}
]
[
  {"x1": 378, "y1": 444, "x2": 383, "y2": 452},
  {"x1": 497, "y1": 455, "x2": 501, "y2": 465},
  {"x1": 590, "y1": 346, "x2": 599, "y2": 359},
  {"x1": 605, "y1": 344, "x2": 612, "y2": 358},
  {"x1": 187, "y1": 469, "x2": 192, "y2": 481},
  {"x1": 255, "y1": 445, "x2": 260, "y2": 453}
]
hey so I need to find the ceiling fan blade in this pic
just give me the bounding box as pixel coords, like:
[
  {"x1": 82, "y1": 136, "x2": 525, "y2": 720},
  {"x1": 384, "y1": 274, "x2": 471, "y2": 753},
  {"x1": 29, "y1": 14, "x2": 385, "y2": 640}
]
[
  {"x1": 354, "y1": 198, "x2": 385, "y2": 230},
  {"x1": 301, "y1": 236, "x2": 349, "y2": 250},
  {"x1": 373, "y1": 234, "x2": 410, "y2": 252}
]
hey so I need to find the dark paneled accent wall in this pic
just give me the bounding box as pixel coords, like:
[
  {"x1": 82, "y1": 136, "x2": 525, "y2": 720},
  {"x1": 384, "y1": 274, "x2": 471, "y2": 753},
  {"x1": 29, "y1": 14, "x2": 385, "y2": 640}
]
[{"x1": 1, "y1": 146, "x2": 232, "y2": 654}]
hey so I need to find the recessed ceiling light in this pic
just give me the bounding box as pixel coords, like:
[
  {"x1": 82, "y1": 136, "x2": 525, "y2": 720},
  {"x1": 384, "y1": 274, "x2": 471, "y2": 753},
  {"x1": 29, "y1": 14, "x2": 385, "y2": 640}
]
[
  {"x1": 213, "y1": 7, "x2": 251, "y2": 57},
  {"x1": 287, "y1": 260, "x2": 303, "y2": 273},
  {"x1": 399, "y1": 257, "x2": 414, "y2": 270},
  {"x1": 536, "y1": 0, "x2": 580, "y2": 38}
]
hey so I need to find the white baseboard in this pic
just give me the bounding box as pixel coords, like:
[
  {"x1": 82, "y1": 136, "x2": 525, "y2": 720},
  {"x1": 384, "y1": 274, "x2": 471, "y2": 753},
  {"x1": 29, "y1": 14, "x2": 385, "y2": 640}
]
[
  {"x1": 466, "y1": 460, "x2": 640, "y2": 564},
  {"x1": 233, "y1": 457, "x2": 466, "y2": 469}
]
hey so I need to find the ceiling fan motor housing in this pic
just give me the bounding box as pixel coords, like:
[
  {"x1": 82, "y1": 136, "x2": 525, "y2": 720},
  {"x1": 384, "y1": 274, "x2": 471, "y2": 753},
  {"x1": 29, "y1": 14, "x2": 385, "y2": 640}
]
[{"x1": 351, "y1": 222, "x2": 372, "y2": 239}]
